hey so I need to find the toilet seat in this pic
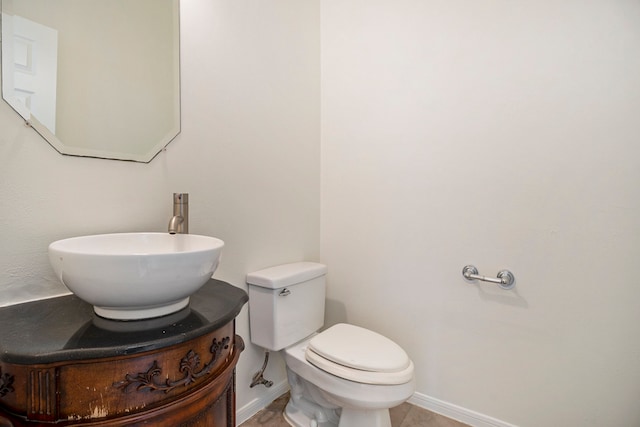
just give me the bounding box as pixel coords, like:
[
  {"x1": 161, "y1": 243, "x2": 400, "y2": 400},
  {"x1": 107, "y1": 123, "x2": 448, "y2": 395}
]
[{"x1": 305, "y1": 323, "x2": 414, "y2": 385}]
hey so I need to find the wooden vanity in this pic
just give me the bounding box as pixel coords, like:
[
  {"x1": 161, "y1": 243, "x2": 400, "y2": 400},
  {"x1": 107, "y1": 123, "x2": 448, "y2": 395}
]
[{"x1": 0, "y1": 280, "x2": 248, "y2": 426}]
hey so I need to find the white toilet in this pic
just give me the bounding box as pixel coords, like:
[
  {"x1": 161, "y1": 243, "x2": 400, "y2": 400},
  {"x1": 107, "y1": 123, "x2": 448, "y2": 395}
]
[{"x1": 247, "y1": 262, "x2": 415, "y2": 427}]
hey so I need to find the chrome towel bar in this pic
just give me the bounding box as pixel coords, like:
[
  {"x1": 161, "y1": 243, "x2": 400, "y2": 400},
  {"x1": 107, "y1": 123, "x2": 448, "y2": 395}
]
[{"x1": 462, "y1": 265, "x2": 515, "y2": 290}]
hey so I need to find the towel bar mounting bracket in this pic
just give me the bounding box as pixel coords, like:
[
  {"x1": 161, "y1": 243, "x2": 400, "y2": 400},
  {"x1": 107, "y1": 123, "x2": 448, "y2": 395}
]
[{"x1": 462, "y1": 265, "x2": 515, "y2": 290}]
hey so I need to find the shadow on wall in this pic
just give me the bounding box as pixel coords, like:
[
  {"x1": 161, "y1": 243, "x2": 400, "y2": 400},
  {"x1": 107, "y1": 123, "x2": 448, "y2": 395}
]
[
  {"x1": 324, "y1": 298, "x2": 348, "y2": 328},
  {"x1": 474, "y1": 284, "x2": 529, "y2": 308}
]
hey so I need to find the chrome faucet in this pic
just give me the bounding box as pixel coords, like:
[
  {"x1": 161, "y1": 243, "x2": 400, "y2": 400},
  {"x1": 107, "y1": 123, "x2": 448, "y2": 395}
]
[{"x1": 168, "y1": 193, "x2": 189, "y2": 234}]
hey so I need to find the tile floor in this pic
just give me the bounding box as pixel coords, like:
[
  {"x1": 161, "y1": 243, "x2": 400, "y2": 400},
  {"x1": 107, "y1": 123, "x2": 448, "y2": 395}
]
[{"x1": 240, "y1": 393, "x2": 470, "y2": 427}]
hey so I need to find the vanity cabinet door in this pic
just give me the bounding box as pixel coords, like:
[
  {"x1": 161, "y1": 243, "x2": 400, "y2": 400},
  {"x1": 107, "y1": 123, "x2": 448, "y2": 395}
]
[{"x1": 0, "y1": 327, "x2": 243, "y2": 426}]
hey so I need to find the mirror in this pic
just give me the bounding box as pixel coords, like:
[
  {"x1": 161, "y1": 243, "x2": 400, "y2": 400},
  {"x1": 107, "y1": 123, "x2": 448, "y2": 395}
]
[{"x1": 1, "y1": 0, "x2": 180, "y2": 163}]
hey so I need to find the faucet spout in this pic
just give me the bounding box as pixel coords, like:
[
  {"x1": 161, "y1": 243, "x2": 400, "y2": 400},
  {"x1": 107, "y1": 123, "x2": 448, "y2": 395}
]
[
  {"x1": 168, "y1": 215, "x2": 184, "y2": 234},
  {"x1": 168, "y1": 193, "x2": 189, "y2": 234}
]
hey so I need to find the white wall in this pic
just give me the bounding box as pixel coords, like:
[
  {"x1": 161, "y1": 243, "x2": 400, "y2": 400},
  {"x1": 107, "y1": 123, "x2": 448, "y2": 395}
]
[
  {"x1": 4, "y1": 2, "x2": 640, "y2": 426},
  {"x1": 0, "y1": 0, "x2": 319, "y2": 414},
  {"x1": 320, "y1": 1, "x2": 640, "y2": 426}
]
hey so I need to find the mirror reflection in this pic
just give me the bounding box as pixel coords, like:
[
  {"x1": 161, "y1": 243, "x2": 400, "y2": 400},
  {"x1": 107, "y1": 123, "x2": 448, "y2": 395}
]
[{"x1": 1, "y1": 0, "x2": 180, "y2": 163}]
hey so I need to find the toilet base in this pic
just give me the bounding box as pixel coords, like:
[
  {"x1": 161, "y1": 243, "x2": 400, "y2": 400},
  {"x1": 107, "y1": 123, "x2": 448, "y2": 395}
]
[
  {"x1": 284, "y1": 365, "x2": 394, "y2": 427},
  {"x1": 283, "y1": 397, "x2": 392, "y2": 427},
  {"x1": 283, "y1": 398, "x2": 338, "y2": 427},
  {"x1": 284, "y1": 367, "x2": 340, "y2": 426},
  {"x1": 337, "y1": 408, "x2": 391, "y2": 427}
]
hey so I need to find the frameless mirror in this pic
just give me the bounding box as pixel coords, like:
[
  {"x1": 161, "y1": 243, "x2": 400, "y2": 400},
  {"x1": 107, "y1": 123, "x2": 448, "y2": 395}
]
[{"x1": 1, "y1": 0, "x2": 180, "y2": 163}]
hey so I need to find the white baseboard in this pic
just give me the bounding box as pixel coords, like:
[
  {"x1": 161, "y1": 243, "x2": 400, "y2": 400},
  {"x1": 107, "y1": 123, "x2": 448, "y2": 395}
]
[
  {"x1": 408, "y1": 392, "x2": 518, "y2": 427},
  {"x1": 236, "y1": 380, "x2": 289, "y2": 426}
]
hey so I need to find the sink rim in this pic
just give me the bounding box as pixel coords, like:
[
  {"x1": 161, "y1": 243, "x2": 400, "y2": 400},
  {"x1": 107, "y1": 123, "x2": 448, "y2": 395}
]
[{"x1": 49, "y1": 232, "x2": 223, "y2": 256}]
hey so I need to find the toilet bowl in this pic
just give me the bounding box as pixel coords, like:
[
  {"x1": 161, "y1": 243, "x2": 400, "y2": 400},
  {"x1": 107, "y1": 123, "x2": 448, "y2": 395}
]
[
  {"x1": 283, "y1": 331, "x2": 415, "y2": 427},
  {"x1": 247, "y1": 262, "x2": 415, "y2": 427}
]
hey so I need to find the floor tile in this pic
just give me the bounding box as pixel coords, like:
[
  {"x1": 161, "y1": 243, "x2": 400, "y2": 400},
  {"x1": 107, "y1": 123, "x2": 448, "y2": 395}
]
[
  {"x1": 241, "y1": 393, "x2": 291, "y2": 427},
  {"x1": 389, "y1": 402, "x2": 413, "y2": 425}
]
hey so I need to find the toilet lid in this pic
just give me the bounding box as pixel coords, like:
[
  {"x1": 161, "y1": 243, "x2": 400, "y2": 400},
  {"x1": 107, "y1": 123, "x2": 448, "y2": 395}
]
[{"x1": 307, "y1": 323, "x2": 411, "y2": 373}]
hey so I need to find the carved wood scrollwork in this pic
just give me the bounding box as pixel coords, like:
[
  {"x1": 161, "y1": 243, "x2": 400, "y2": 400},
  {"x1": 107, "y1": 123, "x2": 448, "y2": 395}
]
[
  {"x1": 114, "y1": 336, "x2": 231, "y2": 394},
  {"x1": 0, "y1": 368, "x2": 15, "y2": 397}
]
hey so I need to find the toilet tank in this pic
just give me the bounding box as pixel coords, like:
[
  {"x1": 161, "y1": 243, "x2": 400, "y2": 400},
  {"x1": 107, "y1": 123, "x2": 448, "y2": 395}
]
[{"x1": 246, "y1": 262, "x2": 327, "y2": 351}]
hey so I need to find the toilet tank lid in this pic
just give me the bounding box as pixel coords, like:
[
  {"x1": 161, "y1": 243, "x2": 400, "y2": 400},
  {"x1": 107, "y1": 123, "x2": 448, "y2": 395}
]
[{"x1": 246, "y1": 262, "x2": 327, "y2": 289}]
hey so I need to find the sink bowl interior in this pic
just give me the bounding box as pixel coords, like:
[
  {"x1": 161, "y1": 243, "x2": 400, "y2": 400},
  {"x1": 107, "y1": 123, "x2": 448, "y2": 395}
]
[{"x1": 49, "y1": 233, "x2": 224, "y2": 320}]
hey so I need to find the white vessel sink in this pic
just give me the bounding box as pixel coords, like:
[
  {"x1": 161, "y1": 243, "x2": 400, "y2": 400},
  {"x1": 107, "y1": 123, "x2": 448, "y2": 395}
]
[{"x1": 49, "y1": 233, "x2": 224, "y2": 320}]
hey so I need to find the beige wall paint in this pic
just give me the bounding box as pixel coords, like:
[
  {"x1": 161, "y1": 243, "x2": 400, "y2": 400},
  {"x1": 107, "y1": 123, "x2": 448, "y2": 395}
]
[
  {"x1": 3, "y1": 1, "x2": 640, "y2": 425},
  {"x1": 320, "y1": 1, "x2": 640, "y2": 426},
  {"x1": 0, "y1": 0, "x2": 320, "y2": 412}
]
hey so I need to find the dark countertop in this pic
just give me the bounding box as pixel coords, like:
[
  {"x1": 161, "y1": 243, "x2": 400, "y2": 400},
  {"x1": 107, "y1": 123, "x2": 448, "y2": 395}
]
[{"x1": 0, "y1": 279, "x2": 248, "y2": 365}]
